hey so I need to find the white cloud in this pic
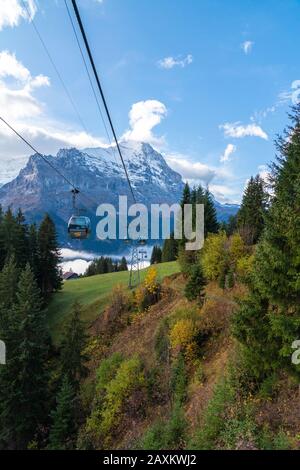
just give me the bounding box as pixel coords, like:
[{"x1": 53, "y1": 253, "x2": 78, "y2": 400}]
[
  {"x1": 241, "y1": 41, "x2": 254, "y2": 55},
  {"x1": 0, "y1": 0, "x2": 36, "y2": 31},
  {"x1": 250, "y1": 105, "x2": 277, "y2": 124},
  {"x1": 220, "y1": 122, "x2": 268, "y2": 140},
  {"x1": 60, "y1": 248, "x2": 96, "y2": 261},
  {"x1": 0, "y1": 50, "x2": 107, "y2": 184},
  {"x1": 220, "y1": 143, "x2": 236, "y2": 163},
  {"x1": 158, "y1": 54, "x2": 193, "y2": 70},
  {"x1": 0, "y1": 81, "x2": 42, "y2": 119},
  {"x1": 0, "y1": 51, "x2": 50, "y2": 121},
  {"x1": 60, "y1": 259, "x2": 91, "y2": 276},
  {"x1": 209, "y1": 184, "x2": 240, "y2": 204},
  {"x1": 279, "y1": 80, "x2": 300, "y2": 105},
  {"x1": 166, "y1": 154, "x2": 216, "y2": 184},
  {"x1": 122, "y1": 100, "x2": 167, "y2": 145},
  {"x1": 0, "y1": 50, "x2": 31, "y2": 81},
  {"x1": 165, "y1": 152, "x2": 233, "y2": 188},
  {"x1": 0, "y1": 50, "x2": 50, "y2": 86}
]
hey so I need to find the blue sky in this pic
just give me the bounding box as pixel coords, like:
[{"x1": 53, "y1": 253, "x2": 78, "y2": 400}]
[{"x1": 0, "y1": 0, "x2": 300, "y2": 202}]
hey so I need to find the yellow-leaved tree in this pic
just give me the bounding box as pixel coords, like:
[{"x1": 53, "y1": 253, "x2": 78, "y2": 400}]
[
  {"x1": 135, "y1": 266, "x2": 161, "y2": 312},
  {"x1": 202, "y1": 231, "x2": 227, "y2": 281}
]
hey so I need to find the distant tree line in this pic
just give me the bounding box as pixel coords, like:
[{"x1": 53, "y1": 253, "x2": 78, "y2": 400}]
[{"x1": 85, "y1": 256, "x2": 128, "y2": 277}]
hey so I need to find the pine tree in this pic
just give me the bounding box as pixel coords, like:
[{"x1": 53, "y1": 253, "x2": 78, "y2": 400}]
[
  {"x1": 162, "y1": 233, "x2": 178, "y2": 262},
  {"x1": 28, "y1": 224, "x2": 39, "y2": 279},
  {"x1": 0, "y1": 259, "x2": 21, "y2": 449},
  {"x1": 119, "y1": 256, "x2": 128, "y2": 271},
  {"x1": 15, "y1": 209, "x2": 29, "y2": 269},
  {"x1": 0, "y1": 264, "x2": 50, "y2": 449},
  {"x1": 191, "y1": 186, "x2": 197, "y2": 206},
  {"x1": 181, "y1": 182, "x2": 191, "y2": 206},
  {"x1": 0, "y1": 256, "x2": 19, "y2": 313},
  {"x1": 196, "y1": 184, "x2": 205, "y2": 204},
  {"x1": 0, "y1": 209, "x2": 21, "y2": 269},
  {"x1": 60, "y1": 302, "x2": 89, "y2": 390},
  {"x1": 48, "y1": 377, "x2": 75, "y2": 450},
  {"x1": 233, "y1": 105, "x2": 300, "y2": 380},
  {"x1": 151, "y1": 246, "x2": 162, "y2": 264},
  {"x1": 204, "y1": 189, "x2": 219, "y2": 236},
  {"x1": 237, "y1": 175, "x2": 267, "y2": 245},
  {"x1": 184, "y1": 263, "x2": 206, "y2": 305},
  {"x1": 37, "y1": 214, "x2": 62, "y2": 297},
  {"x1": 180, "y1": 183, "x2": 191, "y2": 245}
]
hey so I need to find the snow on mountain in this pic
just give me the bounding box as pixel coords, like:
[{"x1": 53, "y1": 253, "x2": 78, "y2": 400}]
[{"x1": 83, "y1": 141, "x2": 182, "y2": 191}]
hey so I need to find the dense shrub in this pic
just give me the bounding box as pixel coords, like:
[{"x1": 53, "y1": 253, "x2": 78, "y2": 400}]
[
  {"x1": 84, "y1": 355, "x2": 144, "y2": 448},
  {"x1": 170, "y1": 319, "x2": 197, "y2": 352},
  {"x1": 170, "y1": 353, "x2": 187, "y2": 404},
  {"x1": 236, "y1": 254, "x2": 254, "y2": 283},
  {"x1": 202, "y1": 231, "x2": 248, "y2": 288},
  {"x1": 228, "y1": 233, "x2": 247, "y2": 264},
  {"x1": 199, "y1": 299, "x2": 231, "y2": 335},
  {"x1": 135, "y1": 267, "x2": 161, "y2": 312},
  {"x1": 95, "y1": 353, "x2": 124, "y2": 393},
  {"x1": 139, "y1": 353, "x2": 187, "y2": 450},
  {"x1": 177, "y1": 248, "x2": 199, "y2": 277}
]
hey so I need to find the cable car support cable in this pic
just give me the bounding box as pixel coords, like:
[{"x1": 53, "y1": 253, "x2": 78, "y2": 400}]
[
  {"x1": 20, "y1": 0, "x2": 92, "y2": 139},
  {"x1": 0, "y1": 117, "x2": 78, "y2": 191},
  {"x1": 63, "y1": 0, "x2": 119, "y2": 167},
  {"x1": 70, "y1": 0, "x2": 136, "y2": 205}
]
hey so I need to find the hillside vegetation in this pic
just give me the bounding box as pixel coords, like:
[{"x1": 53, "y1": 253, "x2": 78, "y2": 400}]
[
  {"x1": 48, "y1": 261, "x2": 180, "y2": 343},
  {"x1": 2, "y1": 106, "x2": 300, "y2": 451}
]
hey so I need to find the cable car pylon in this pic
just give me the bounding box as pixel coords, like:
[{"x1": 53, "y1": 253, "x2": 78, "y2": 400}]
[{"x1": 129, "y1": 243, "x2": 140, "y2": 289}]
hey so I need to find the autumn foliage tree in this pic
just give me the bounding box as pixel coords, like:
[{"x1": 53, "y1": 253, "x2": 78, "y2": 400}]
[{"x1": 135, "y1": 267, "x2": 161, "y2": 312}]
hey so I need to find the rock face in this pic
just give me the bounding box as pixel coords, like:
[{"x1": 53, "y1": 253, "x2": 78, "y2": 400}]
[{"x1": 0, "y1": 140, "x2": 239, "y2": 253}]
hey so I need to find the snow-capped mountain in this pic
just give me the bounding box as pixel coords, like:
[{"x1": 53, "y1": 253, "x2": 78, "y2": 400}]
[
  {"x1": 0, "y1": 141, "x2": 184, "y2": 252},
  {"x1": 0, "y1": 140, "x2": 239, "y2": 252}
]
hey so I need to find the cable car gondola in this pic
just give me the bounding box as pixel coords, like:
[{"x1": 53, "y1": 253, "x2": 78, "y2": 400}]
[
  {"x1": 68, "y1": 215, "x2": 91, "y2": 240},
  {"x1": 67, "y1": 189, "x2": 91, "y2": 240}
]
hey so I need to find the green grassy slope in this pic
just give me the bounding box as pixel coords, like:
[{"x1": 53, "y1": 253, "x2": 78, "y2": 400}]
[{"x1": 47, "y1": 261, "x2": 180, "y2": 343}]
